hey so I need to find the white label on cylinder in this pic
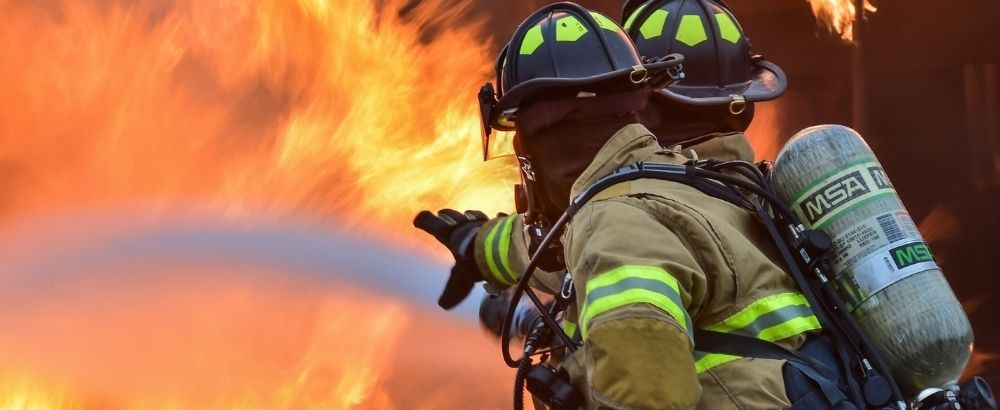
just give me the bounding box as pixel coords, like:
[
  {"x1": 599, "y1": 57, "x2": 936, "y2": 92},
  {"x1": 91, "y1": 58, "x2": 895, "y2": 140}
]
[
  {"x1": 788, "y1": 160, "x2": 897, "y2": 230},
  {"x1": 828, "y1": 210, "x2": 936, "y2": 310},
  {"x1": 829, "y1": 210, "x2": 920, "y2": 276},
  {"x1": 836, "y1": 239, "x2": 939, "y2": 311}
]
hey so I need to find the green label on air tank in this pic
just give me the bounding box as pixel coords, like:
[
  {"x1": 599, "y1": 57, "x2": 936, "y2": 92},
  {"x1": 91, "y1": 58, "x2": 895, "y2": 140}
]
[
  {"x1": 790, "y1": 160, "x2": 897, "y2": 229},
  {"x1": 891, "y1": 242, "x2": 934, "y2": 269}
]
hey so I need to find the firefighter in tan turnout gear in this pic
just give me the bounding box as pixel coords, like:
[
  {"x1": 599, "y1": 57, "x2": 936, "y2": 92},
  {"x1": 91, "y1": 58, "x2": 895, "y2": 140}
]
[{"x1": 416, "y1": 1, "x2": 856, "y2": 409}]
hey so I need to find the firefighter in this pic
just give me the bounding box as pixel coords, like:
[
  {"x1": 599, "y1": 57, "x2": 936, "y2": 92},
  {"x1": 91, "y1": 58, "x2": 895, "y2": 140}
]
[
  {"x1": 416, "y1": 0, "x2": 789, "y2": 310},
  {"x1": 415, "y1": 1, "x2": 849, "y2": 409}
]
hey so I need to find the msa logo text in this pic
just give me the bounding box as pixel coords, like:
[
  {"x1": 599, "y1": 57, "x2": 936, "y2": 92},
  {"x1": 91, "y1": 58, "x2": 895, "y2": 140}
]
[
  {"x1": 799, "y1": 170, "x2": 871, "y2": 224},
  {"x1": 891, "y1": 242, "x2": 933, "y2": 269}
]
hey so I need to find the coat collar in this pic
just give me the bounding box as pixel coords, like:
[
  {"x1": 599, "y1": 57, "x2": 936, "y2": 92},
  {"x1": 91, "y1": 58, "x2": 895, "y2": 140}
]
[{"x1": 569, "y1": 124, "x2": 756, "y2": 200}]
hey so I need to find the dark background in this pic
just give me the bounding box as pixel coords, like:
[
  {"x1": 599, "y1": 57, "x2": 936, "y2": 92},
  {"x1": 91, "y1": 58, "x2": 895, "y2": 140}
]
[{"x1": 465, "y1": 0, "x2": 1000, "y2": 389}]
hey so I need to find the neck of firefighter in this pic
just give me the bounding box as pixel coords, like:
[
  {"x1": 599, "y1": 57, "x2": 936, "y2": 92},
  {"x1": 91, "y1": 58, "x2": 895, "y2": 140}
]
[
  {"x1": 640, "y1": 95, "x2": 756, "y2": 146},
  {"x1": 515, "y1": 87, "x2": 650, "y2": 223}
]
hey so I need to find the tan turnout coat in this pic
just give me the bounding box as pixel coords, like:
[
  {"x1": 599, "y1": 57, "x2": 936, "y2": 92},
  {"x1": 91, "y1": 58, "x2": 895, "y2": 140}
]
[{"x1": 475, "y1": 124, "x2": 820, "y2": 410}]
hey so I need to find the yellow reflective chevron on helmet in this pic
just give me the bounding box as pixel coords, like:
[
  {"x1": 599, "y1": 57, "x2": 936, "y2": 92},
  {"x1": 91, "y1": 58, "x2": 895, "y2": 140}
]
[
  {"x1": 556, "y1": 15, "x2": 588, "y2": 41},
  {"x1": 639, "y1": 9, "x2": 669, "y2": 40},
  {"x1": 715, "y1": 12, "x2": 741, "y2": 44},
  {"x1": 519, "y1": 23, "x2": 544, "y2": 55},
  {"x1": 675, "y1": 15, "x2": 708, "y2": 46},
  {"x1": 588, "y1": 11, "x2": 620, "y2": 32},
  {"x1": 623, "y1": 3, "x2": 648, "y2": 30}
]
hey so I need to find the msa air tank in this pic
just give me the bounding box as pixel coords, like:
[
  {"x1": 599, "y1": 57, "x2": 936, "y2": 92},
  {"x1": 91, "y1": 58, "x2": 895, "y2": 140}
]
[{"x1": 772, "y1": 124, "x2": 973, "y2": 394}]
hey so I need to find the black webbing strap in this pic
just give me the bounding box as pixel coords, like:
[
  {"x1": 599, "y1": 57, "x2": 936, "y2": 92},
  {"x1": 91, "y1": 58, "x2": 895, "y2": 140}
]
[
  {"x1": 694, "y1": 329, "x2": 852, "y2": 409},
  {"x1": 694, "y1": 329, "x2": 823, "y2": 371}
]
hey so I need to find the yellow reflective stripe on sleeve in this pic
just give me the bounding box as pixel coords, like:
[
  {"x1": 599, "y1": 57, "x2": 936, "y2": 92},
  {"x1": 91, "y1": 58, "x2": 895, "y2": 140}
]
[
  {"x1": 562, "y1": 320, "x2": 578, "y2": 339},
  {"x1": 496, "y1": 216, "x2": 517, "y2": 283},
  {"x1": 483, "y1": 217, "x2": 517, "y2": 286},
  {"x1": 703, "y1": 292, "x2": 812, "y2": 334},
  {"x1": 757, "y1": 315, "x2": 821, "y2": 342},
  {"x1": 694, "y1": 292, "x2": 821, "y2": 373},
  {"x1": 694, "y1": 352, "x2": 740, "y2": 373},
  {"x1": 580, "y1": 266, "x2": 690, "y2": 341}
]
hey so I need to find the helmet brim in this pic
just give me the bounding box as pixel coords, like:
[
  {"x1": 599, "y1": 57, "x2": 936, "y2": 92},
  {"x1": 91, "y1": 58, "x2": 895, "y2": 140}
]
[
  {"x1": 655, "y1": 58, "x2": 787, "y2": 105},
  {"x1": 490, "y1": 57, "x2": 682, "y2": 131}
]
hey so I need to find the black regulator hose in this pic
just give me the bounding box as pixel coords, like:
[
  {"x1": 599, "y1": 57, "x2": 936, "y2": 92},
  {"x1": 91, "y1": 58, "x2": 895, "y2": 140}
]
[
  {"x1": 501, "y1": 208, "x2": 578, "y2": 367},
  {"x1": 513, "y1": 356, "x2": 531, "y2": 410}
]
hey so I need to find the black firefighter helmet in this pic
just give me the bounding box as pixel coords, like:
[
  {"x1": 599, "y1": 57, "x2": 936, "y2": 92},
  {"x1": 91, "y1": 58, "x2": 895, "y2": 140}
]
[
  {"x1": 620, "y1": 0, "x2": 786, "y2": 111},
  {"x1": 478, "y1": 2, "x2": 683, "y2": 160}
]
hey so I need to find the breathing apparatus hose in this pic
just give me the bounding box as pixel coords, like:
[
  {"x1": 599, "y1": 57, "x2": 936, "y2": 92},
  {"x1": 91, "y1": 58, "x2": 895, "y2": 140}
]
[
  {"x1": 501, "y1": 209, "x2": 579, "y2": 368},
  {"x1": 514, "y1": 356, "x2": 531, "y2": 410},
  {"x1": 500, "y1": 160, "x2": 908, "y2": 408}
]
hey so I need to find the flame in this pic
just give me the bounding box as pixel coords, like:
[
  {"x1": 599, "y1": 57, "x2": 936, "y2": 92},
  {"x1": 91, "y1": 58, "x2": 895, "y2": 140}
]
[
  {"x1": 0, "y1": 262, "x2": 410, "y2": 408},
  {"x1": 805, "y1": 0, "x2": 877, "y2": 42},
  {"x1": 0, "y1": 0, "x2": 517, "y2": 245},
  {"x1": 965, "y1": 350, "x2": 1000, "y2": 383},
  {"x1": 916, "y1": 204, "x2": 959, "y2": 264},
  {"x1": 0, "y1": 0, "x2": 519, "y2": 407},
  {"x1": 0, "y1": 219, "x2": 516, "y2": 409},
  {"x1": 918, "y1": 204, "x2": 960, "y2": 246},
  {"x1": 745, "y1": 101, "x2": 784, "y2": 161},
  {"x1": 994, "y1": 154, "x2": 1000, "y2": 186}
]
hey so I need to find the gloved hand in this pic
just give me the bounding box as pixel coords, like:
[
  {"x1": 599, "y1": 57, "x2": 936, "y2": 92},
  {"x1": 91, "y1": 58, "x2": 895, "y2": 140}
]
[{"x1": 413, "y1": 209, "x2": 489, "y2": 309}]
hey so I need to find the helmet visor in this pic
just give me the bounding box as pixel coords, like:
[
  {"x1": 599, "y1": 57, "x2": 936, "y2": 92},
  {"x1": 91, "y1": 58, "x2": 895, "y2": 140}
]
[{"x1": 482, "y1": 129, "x2": 516, "y2": 160}]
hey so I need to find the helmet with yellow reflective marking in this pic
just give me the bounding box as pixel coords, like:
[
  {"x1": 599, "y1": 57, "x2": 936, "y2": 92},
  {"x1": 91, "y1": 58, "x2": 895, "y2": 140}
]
[
  {"x1": 620, "y1": 0, "x2": 786, "y2": 109},
  {"x1": 478, "y1": 1, "x2": 683, "y2": 154}
]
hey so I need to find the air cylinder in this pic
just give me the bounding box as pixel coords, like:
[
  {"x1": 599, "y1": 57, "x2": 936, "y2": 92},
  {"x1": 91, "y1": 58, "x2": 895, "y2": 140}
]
[{"x1": 772, "y1": 124, "x2": 973, "y2": 393}]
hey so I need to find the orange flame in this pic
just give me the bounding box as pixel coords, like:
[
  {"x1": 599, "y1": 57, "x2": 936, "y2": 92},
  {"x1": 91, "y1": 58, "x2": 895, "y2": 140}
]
[
  {"x1": 994, "y1": 154, "x2": 1000, "y2": 186},
  {"x1": 0, "y1": 216, "x2": 517, "y2": 408},
  {"x1": 745, "y1": 101, "x2": 784, "y2": 161},
  {"x1": 918, "y1": 204, "x2": 960, "y2": 246},
  {"x1": 917, "y1": 204, "x2": 959, "y2": 264},
  {"x1": 0, "y1": 0, "x2": 518, "y2": 407},
  {"x1": 0, "y1": 0, "x2": 517, "y2": 244},
  {"x1": 805, "y1": 0, "x2": 877, "y2": 42}
]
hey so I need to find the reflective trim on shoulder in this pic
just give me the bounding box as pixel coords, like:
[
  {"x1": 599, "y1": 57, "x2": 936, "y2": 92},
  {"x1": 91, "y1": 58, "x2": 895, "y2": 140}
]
[
  {"x1": 579, "y1": 265, "x2": 691, "y2": 342},
  {"x1": 483, "y1": 216, "x2": 518, "y2": 286},
  {"x1": 694, "y1": 292, "x2": 821, "y2": 373}
]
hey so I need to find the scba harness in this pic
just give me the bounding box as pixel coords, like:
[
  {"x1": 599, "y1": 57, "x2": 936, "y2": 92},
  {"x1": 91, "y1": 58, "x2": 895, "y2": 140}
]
[{"x1": 498, "y1": 159, "x2": 996, "y2": 410}]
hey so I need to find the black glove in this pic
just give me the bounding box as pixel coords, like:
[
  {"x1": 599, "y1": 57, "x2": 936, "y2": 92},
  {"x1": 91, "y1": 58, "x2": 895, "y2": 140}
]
[{"x1": 413, "y1": 209, "x2": 489, "y2": 309}]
